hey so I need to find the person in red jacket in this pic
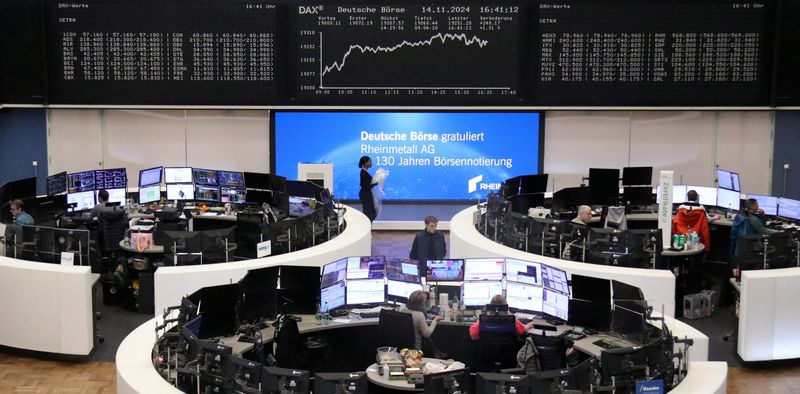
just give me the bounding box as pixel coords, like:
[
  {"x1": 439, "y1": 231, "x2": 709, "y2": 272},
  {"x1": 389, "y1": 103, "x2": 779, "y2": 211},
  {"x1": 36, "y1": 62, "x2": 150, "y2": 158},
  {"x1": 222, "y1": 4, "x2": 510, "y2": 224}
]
[
  {"x1": 672, "y1": 190, "x2": 714, "y2": 251},
  {"x1": 469, "y1": 295, "x2": 534, "y2": 340}
]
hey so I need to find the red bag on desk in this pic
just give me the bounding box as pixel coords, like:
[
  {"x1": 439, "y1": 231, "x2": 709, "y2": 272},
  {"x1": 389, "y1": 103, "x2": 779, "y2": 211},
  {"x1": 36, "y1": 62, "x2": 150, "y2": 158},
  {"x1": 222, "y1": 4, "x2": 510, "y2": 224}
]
[
  {"x1": 672, "y1": 207, "x2": 711, "y2": 251},
  {"x1": 131, "y1": 232, "x2": 153, "y2": 253}
]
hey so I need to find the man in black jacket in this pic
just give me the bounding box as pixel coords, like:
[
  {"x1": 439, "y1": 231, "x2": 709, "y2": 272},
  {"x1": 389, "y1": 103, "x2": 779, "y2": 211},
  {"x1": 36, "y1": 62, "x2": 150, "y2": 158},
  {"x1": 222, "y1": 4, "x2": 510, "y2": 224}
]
[{"x1": 410, "y1": 216, "x2": 447, "y2": 277}]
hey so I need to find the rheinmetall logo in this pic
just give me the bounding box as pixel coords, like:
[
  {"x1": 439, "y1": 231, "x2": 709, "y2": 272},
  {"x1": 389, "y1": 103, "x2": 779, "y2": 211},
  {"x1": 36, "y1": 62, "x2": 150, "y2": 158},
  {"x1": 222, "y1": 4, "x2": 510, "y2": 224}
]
[{"x1": 468, "y1": 175, "x2": 483, "y2": 193}]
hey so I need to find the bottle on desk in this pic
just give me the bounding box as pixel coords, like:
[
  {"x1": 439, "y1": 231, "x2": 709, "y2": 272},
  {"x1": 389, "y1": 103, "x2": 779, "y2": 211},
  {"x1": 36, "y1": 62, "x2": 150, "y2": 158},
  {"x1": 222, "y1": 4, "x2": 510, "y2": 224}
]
[{"x1": 322, "y1": 302, "x2": 330, "y2": 325}]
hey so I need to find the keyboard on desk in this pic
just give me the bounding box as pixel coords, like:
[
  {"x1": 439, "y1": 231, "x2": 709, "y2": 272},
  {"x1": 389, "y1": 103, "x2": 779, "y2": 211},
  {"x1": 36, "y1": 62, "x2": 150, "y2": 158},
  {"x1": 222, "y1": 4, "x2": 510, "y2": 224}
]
[{"x1": 357, "y1": 311, "x2": 380, "y2": 319}]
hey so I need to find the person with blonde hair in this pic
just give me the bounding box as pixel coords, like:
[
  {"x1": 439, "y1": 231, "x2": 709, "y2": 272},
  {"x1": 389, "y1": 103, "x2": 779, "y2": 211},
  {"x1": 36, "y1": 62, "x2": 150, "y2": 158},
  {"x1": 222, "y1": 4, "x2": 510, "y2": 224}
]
[{"x1": 469, "y1": 294, "x2": 534, "y2": 340}]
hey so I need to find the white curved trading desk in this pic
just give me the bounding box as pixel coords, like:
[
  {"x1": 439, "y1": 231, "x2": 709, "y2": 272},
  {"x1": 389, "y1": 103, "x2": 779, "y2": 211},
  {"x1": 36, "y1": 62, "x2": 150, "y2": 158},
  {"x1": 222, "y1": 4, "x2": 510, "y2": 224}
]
[
  {"x1": 738, "y1": 267, "x2": 800, "y2": 362},
  {"x1": 0, "y1": 255, "x2": 96, "y2": 356},
  {"x1": 450, "y1": 206, "x2": 678, "y2": 317},
  {"x1": 116, "y1": 311, "x2": 718, "y2": 394},
  {"x1": 153, "y1": 205, "x2": 372, "y2": 314}
]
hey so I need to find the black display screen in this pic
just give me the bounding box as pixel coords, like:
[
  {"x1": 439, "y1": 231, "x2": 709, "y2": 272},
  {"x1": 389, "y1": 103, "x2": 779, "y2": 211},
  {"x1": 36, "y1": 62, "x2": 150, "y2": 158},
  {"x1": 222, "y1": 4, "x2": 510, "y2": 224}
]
[
  {"x1": 533, "y1": 0, "x2": 775, "y2": 105},
  {"x1": 46, "y1": 0, "x2": 278, "y2": 105},
  {"x1": 292, "y1": 3, "x2": 523, "y2": 104}
]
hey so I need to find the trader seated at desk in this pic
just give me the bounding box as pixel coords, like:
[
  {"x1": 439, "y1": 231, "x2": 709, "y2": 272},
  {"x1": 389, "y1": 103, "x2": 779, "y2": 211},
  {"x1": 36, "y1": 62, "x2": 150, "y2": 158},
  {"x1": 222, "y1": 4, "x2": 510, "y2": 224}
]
[
  {"x1": 91, "y1": 189, "x2": 117, "y2": 219},
  {"x1": 468, "y1": 295, "x2": 534, "y2": 340},
  {"x1": 571, "y1": 205, "x2": 592, "y2": 227},
  {"x1": 672, "y1": 190, "x2": 713, "y2": 251},
  {"x1": 400, "y1": 290, "x2": 447, "y2": 359},
  {"x1": 9, "y1": 199, "x2": 34, "y2": 226}
]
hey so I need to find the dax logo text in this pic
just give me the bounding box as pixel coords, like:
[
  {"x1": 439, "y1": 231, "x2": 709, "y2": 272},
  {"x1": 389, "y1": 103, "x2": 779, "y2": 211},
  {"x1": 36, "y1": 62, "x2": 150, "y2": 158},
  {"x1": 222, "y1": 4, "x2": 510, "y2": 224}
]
[{"x1": 299, "y1": 5, "x2": 323, "y2": 14}]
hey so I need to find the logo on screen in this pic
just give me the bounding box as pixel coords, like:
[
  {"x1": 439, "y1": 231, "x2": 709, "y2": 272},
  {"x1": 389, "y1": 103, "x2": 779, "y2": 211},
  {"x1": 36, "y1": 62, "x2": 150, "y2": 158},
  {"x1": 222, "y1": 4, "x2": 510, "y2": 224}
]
[{"x1": 468, "y1": 175, "x2": 483, "y2": 193}]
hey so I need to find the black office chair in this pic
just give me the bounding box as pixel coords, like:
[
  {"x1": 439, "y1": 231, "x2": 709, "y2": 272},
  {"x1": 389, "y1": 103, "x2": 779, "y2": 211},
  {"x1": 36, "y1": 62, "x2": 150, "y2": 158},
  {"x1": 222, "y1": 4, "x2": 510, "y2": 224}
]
[
  {"x1": 377, "y1": 309, "x2": 416, "y2": 351},
  {"x1": 98, "y1": 207, "x2": 128, "y2": 272},
  {"x1": 476, "y1": 314, "x2": 518, "y2": 372},
  {"x1": 531, "y1": 334, "x2": 567, "y2": 371}
]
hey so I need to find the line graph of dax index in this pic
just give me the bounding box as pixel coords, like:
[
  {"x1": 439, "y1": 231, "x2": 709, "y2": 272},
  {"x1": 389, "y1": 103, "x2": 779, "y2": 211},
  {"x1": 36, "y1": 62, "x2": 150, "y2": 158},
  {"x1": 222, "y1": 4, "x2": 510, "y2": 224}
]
[{"x1": 295, "y1": 4, "x2": 522, "y2": 102}]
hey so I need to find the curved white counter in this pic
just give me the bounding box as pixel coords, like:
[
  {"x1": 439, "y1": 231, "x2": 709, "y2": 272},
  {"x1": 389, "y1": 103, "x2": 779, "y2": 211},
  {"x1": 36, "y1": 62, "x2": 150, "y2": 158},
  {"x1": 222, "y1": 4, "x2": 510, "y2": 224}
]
[
  {"x1": 0, "y1": 255, "x2": 95, "y2": 356},
  {"x1": 450, "y1": 206, "x2": 678, "y2": 317},
  {"x1": 153, "y1": 205, "x2": 372, "y2": 314}
]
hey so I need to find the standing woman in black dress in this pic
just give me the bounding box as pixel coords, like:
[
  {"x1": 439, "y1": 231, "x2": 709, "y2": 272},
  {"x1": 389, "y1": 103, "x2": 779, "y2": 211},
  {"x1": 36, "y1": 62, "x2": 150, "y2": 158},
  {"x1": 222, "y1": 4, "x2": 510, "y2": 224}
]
[{"x1": 359, "y1": 155, "x2": 377, "y2": 222}]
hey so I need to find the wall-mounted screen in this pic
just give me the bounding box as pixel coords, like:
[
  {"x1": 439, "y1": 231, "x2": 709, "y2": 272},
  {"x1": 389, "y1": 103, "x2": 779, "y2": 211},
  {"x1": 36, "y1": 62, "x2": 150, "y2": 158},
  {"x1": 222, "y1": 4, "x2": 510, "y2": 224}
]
[{"x1": 274, "y1": 112, "x2": 542, "y2": 200}]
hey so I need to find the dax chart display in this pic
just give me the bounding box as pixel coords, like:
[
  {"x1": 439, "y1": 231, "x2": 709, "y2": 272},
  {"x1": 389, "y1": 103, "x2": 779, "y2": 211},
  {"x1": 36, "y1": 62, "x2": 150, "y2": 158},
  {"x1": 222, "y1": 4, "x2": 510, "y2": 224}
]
[{"x1": 293, "y1": 4, "x2": 522, "y2": 103}]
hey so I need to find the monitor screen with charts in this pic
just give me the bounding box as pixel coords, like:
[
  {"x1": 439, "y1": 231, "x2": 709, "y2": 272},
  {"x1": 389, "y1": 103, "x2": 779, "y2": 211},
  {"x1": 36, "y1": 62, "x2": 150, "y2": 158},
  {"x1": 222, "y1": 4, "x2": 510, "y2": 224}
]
[
  {"x1": 505, "y1": 258, "x2": 542, "y2": 285},
  {"x1": 541, "y1": 264, "x2": 570, "y2": 296},
  {"x1": 139, "y1": 166, "x2": 162, "y2": 187},
  {"x1": 67, "y1": 190, "x2": 95, "y2": 211},
  {"x1": 386, "y1": 258, "x2": 420, "y2": 283},
  {"x1": 506, "y1": 282, "x2": 544, "y2": 313},
  {"x1": 716, "y1": 188, "x2": 741, "y2": 211},
  {"x1": 166, "y1": 183, "x2": 195, "y2": 200},
  {"x1": 221, "y1": 187, "x2": 246, "y2": 203},
  {"x1": 192, "y1": 168, "x2": 218, "y2": 185},
  {"x1": 346, "y1": 279, "x2": 385, "y2": 306},
  {"x1": 426, "y1": 259, "x2": 465, "y2": 282},
  {"x1": 321, "y1": 258, "x2": 348, "y2": 288},
  {"x1": 139, "y1": 185, "x2": 161, "y2": 204},
  {"x1": 345, "y1": 256, "x2": 385, "y2": 280},
  {"x1": 218, "y1": 170, "x2": 245, "y2": 187},
  {"x1": 387, "y1": 280, "x2": 423, "y2": 303},
  {"x1": 96, "y1": 188, "x2": 126, "y2": 206},
  {"x1": 164, "y1": 167, "x2": 193, "y2": 184},
  {"x1": 195, "y1": 184, "x2": 220, "y2": 202},
  {"x1": 658, "y1": 184, "x2": 688, "y2": 204},
  {"x1": 542, "y1": 288, "x2": 569, "y2": 321},
  {"x1": 320, "y1": 282, "x2": 346, "y2": 311},
  {"x1": 463, "y1": 258, "x2": 505, "y2": 281},
  {"x1": 778, "y1": 198, "x2": 800, "y2": 220},
  {"x1": 748, "y1": 194, "x2": 778, "y2": 216},
  {"x1": 462, "y1": 281, "x2": 503, "y2": 309},
  {"x1": 716, "y1": 168, "x2": 734, "y2": 190},
  {"x1": 67, "y1": 170, "x2": 96, "y2": 193}
]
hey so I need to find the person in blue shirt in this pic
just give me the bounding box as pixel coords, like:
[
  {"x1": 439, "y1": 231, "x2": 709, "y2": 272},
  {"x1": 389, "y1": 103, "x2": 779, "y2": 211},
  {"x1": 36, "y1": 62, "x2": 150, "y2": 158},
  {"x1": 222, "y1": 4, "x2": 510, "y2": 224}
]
[{"x1": 9, "y1": 199, "x2": 34, "y2": 226}]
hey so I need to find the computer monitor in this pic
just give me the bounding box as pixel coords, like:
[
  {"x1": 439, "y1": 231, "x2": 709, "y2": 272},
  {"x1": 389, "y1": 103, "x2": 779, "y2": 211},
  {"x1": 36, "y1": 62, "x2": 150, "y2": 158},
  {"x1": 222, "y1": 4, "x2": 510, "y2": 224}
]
[
  {"x1": 237, "y1": 266, "x2": 279, "y2": 322},
  {"x1": 716, "y1": 188, "x2": 741, "y2": 211},
  {"x1": 94, "y1": 168, "x2": 127, "y2": 190},
  {"x1": 622, "y1": 167, "x2": 652, "y2": 186},
  {"x1": 164, "y1": 167, "x2": 193, "y2": 184},
  {"x1": 244, "y1": 171, "x2": 270, "y2": 190},
  {"x1": 658, "y1": 184, "x2": 687, "y2": 204},
  {"x1": 503, "y1": 176, "x2": 521, "y2": 197},
  {"x1": 612, "y1": 301, "x2": 647, "y2": 345},
  {"x1": 195, "y1": 184, "x2": 220, "y2": 202},
  {"x1": 570, "y1": 274, "x2": 611, "y2": 303},
  {"x1": 686, "y1": 186, "x2": 717, "y2": 206},
  {"x1": 220, "y1": 187, "x2": 246, "y2": 203},
  {"x1": 314, "y1": 372, "x2": 367, "y2": 394},
  {"x1": 463, "y1": 258, "x2": 505, "y2": 281},
  {"x1": 519, "y1": 174, "x2": 549, "y2": 194},
  {"x1": 67, "y1": 170, "x2": 96, "y2": 193},
  {"x1": 542, "y1": 288, "x2": 569, "y2": 320},
  {"x1": 166, "y1": 183, "x2": 195, "y2": 200},
  {"x1": 192, "y1": 168, "x2": 219, "y2": 185},
  {"x1": 321, "y1": 258, "x2": 348, "y2": 288},
  {"x1": 612, "y1": 280, "x2": 644, "y2": 301},
  {"x1": 139, "y1": 185, "x2": 161, "y2": 204},
  {"x1": 622, "y1": 186, "x2": 653, "y2": 206},
  {"x1": 568, "y1": 299, "x2": 612, "y2": 331},
  {"x1": 67, "y1": 190, "x2": 95, "y2": 211},
  {"x1": 218, "y1": 170, "x2": 245, "y2": 187},
  {"x1": 476, "y1": 372, "x2": 532, "y2": 394},
  {"x1": 95, "y1": 188, "x2": 126, "y2": 206},
  {"x1": 462, "y1": 281, "x2": 503, "y2": 310},
  {"x1": 386, "y1": 257, "x2": 420, "y2": 283},
  {"x1": 423, "y1": 368, "x2": 471, "y2": 394},
  {"x1": 139, "y1": 166, "x2": 162, "y2": 187},
  {"x1": 230, "y1": 357, "x2": 263, "y2": 393},
  {"x1": 716, "y1": 168, "x2": 734, "y2": 190},
  {"x1": 505, "y1": 282, "x2": 544, "y2": 313},
  {"x1": 426, "y1": 259, "x2": 465, "y2": 282},
  {"x1": 262, "y1": 367, "x2": 310, "y2": 394},
  {"x1": 46, "y1": 172, "x2": 67, "y2": 196},
  {"x1": 589, "y1": 168, "x2": 621, "y2": 205},
  {"x1": 387, "y1": 279, "x2": 423, "y2": 303},
  {"x1": 748, "y1": 194, "x2": 778, "y2": 216},
  {"x1": 196, "y1": 340, "x2": 232, "y2": 378},
  {"x1": 289, "y1": 196, "x2": 316, "y2": 217},
  {"x1": 320, "y1": 281, "x2": 346, "y2": 311},
  {"x1": 345, "y1": 256, "x2": 385, "y2": 280},
  {"x1": 346, "y1": 279, "x2": 385, "y2": 306},
  {"x1": 731, "y1": 172, "x2": 741, "y2": 192},
  {"x1": 541, "y1": 264, "x2": 570, "y2": 296},
  {"x1": 504, "y1": 258, "x2": 542, "y2": 285},
  {"x1": 778, "y1": 197, "x2": 800, "y2": 220}
]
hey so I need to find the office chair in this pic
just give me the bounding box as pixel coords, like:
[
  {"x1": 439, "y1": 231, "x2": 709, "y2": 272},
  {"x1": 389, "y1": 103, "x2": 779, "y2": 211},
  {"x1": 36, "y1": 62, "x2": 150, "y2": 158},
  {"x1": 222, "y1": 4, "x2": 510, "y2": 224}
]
[
  {"x1": 500, "y1": 335, "x2": 541, "y2": 375},
  {"x1": 531, "y1": 334, "x2": 567, "y2": 371},
  {"x1": 98, "y1": 208, "x2": 128, "y2": 271},
  {"x1": 476, "y1": 314, "x2": 518, "y2": 372},
  {"x1": 377, "y1": 309, "x2": 416, "y2": 351}
]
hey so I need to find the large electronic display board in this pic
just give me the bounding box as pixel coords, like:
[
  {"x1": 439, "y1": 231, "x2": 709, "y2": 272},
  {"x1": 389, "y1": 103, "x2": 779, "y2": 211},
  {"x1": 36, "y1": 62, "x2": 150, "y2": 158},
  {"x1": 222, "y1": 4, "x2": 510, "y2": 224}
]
[
  {"x1": 46, "y1": 0, "x2": 278, "y2": 105},
  {"x1": 292, "y1": 3, "x2": 522, "y2": 103},
  {"x1": 274, "y1": 111, "x2": 542, "y2": 201}
]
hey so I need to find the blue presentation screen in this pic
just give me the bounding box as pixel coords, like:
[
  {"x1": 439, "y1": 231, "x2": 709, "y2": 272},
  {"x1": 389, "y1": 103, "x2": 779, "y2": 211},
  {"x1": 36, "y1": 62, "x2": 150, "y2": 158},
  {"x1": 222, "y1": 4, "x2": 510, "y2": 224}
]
[{"x1": 274, "y1": 112, "x2": 542, "y2": 200}]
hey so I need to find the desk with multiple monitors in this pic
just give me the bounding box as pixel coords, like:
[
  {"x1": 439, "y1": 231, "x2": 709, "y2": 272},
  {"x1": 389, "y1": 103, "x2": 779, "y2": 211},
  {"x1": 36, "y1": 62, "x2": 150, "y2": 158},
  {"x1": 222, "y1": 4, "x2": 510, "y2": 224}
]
[
  {"x1": 62, "y1": 168, "x2": 128, "y2": 211},
  {"x1": 154, "y1": 167, "x2": 248, "y2": 204},
  {"x1": 319, "y1": 256, "x2": 572, "y2": 322}
]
